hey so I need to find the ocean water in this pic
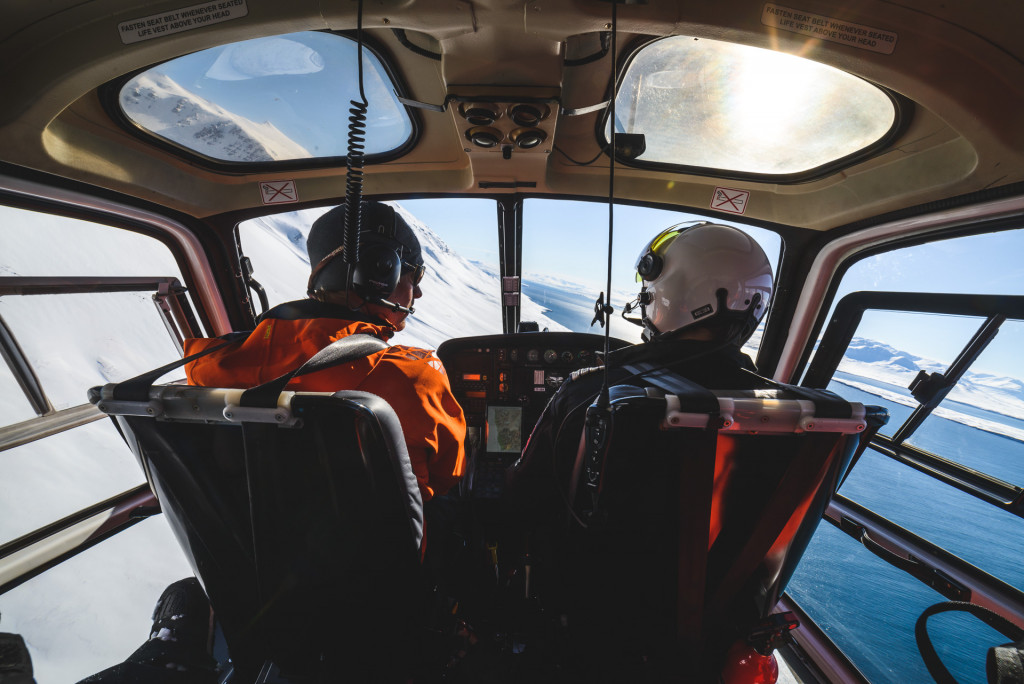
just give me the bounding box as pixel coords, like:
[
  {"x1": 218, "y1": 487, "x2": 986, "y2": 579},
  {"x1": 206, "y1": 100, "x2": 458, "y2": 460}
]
[{"x1": 788, "y1": 383, "x2": 1024, "y2": 684}]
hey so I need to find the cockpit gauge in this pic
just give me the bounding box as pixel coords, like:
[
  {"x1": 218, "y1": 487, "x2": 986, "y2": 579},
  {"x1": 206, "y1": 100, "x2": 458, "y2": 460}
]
[
  {"x1": 526, "y1": 349, "x2": 540, "y2": 363},
  {"x1": 543, "y1": 349, "x2": 558, "y2": 364},
  {"x1": 561, "y1": 350, "x2": 574, "y2": 363}
]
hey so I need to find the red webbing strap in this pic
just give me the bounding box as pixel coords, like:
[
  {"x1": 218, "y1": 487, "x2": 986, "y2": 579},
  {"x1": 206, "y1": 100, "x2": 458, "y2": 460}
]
[
  {"x1": 676, "y1": 429, "x2": 718, "y2": 653},
  {"x1": 704, "y1": 432, "x2": 845, "y2": 619}
]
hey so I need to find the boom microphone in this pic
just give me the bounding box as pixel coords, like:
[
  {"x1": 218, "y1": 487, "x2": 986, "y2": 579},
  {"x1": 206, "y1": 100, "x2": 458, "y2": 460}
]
[{"x1": 367, "y1": 297, "x2": 415, "y2": 314}]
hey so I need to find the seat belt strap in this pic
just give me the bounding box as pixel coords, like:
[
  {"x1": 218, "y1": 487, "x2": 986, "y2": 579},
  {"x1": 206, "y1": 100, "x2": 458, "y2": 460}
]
[
  {"x1": 240, "y1": 334, "x2": 389, "y2": 408},
  {"x1": 705, "y1": 432, "x2": 844, "y2": 616},
  {"x1": 111, "y1": 331, "x2": 250, "y2": 401},
  {"x1": 110, "y1": 332, "x2": 388, "y2": 406}
]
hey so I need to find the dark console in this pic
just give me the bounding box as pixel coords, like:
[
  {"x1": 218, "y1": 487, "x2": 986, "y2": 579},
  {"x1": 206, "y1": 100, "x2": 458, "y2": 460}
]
[{"x1": 437, "y1": 332, "x2": 632, "y2": 497}]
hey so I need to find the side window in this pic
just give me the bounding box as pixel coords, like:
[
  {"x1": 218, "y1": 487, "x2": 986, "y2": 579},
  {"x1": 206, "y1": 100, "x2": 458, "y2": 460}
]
[
  {"x1": 237, "y1": 199, "x2": 504, "y2": 347},
  {"x1": 0, "y1": 204, "x2": 200, "y2": 682},
  {"x1": 788, "y1": 229, "x2": 1024, "y2": 682}
]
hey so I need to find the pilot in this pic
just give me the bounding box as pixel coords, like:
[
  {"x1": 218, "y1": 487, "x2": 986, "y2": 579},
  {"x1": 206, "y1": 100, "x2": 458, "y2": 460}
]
[
  {"x1": 184, "y1": 200, "x2": 466, "y2": 502},
  {"x1": 505, "y1": 221, "x2": 774, "y2": 520}
]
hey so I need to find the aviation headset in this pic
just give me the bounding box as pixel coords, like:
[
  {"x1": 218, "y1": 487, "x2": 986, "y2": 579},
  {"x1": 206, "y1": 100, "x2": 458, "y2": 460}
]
[{"x1": 306, "y1": 202, "x2": 424, "y2": 310}]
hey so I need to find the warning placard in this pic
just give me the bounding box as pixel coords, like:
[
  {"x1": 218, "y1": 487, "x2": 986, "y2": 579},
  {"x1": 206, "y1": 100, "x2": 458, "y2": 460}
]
[
  {"x1": 260, "y1": 180, "x2": 298, "y2": 205},
  {"x1": 118, "y1": 0, "x2": 248, "y2": 45},
  {"x1": 761, "y1": 4, "x2": 898, "y2": 55},
  {"x1": 711, "y1": 187, "x2": 750, "y2": 215}
]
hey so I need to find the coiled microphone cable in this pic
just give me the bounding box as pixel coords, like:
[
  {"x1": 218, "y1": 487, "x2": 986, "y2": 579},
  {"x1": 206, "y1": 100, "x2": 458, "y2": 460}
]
[{"x1": 342, "y1": 0, "x2": 369, "y2": 304}]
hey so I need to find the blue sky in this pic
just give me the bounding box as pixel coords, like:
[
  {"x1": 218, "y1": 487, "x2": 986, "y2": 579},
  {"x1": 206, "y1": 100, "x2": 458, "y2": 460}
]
[{"x1": 831, "y1": 231, "x2": 1024, "y2": 378}]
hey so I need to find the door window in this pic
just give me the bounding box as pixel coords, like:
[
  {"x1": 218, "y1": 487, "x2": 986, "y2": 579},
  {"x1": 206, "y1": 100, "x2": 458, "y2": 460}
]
[
  {"x1": 0, "y1": 203, "x2": 195, "y2": 680},
  {"x1": 788, "y1": 227, "x2": 1024, "y2": 683}
]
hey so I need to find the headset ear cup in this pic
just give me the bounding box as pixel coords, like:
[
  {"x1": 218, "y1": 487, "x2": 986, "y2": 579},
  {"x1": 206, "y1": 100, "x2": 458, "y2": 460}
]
[
  {"x1": 309, "y1": 260, "x2": 352, "y2": 294},
  {"x1": 352, "y1": 243, "x2": 402, "y2": 300},
  {"x1": 637, "y1": 253, "x2": 663, "y2": 281}
]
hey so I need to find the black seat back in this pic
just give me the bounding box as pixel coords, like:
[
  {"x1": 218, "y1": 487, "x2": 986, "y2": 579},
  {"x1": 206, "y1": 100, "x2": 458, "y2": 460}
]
[
  {"x1": 92, "y1": 386, "x2": 423, "y2": 679},
  {"x1": 562, "y1": 387, "x2": 887, "y2": 677}
]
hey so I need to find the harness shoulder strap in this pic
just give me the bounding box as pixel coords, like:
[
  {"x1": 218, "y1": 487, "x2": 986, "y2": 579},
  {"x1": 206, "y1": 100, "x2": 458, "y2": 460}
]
[
  {"x1": 240, "y1": 334, "x2": 389, "y2": 408},
  {"x1": 110, "y1": 331, "x2": 250, "y2": 401},
  {"x1": 107, "y1": 332, "x2": 388, "y2": 408}
]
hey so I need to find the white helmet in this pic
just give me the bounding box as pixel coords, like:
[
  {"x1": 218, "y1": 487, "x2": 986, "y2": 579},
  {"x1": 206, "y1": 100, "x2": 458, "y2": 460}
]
[{"x1": 631, "y1": 222, "x2": 773, "y2": 343}]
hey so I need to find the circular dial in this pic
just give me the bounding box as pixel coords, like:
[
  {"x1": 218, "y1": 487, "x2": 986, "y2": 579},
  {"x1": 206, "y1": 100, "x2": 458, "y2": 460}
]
[
  {"x1": 526, "y1": 349, "x2": 540, "y2": 362},
  {"x1": 543, "y1": 349, "x2": 558, "y2": 364}
]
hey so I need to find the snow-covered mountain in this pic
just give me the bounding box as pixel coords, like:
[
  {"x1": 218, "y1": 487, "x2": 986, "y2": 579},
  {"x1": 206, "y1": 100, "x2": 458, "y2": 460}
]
[
  {"x1": 837, "y1": 337, "x2": 1024, "y2": 421},
  {"x1": 120, "y1": 72, "x2": 310, "y2": 162}
]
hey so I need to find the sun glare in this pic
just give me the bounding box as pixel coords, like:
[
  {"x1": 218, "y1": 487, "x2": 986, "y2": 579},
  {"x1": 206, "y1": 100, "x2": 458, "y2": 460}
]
[{"x1": 614, "y1": 35, "x2": 896, "y2": 175}]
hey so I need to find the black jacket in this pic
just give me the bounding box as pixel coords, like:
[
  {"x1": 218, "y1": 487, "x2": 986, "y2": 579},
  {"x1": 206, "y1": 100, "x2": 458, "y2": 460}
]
[{"x1": 504, "y1": 340, "x2": 759, "y2": 522}]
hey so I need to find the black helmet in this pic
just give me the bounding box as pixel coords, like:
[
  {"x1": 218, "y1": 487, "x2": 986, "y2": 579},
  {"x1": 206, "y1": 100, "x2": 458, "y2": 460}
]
[{"x1": 306, "y1": 201, "x2": 424, "y2": 299}]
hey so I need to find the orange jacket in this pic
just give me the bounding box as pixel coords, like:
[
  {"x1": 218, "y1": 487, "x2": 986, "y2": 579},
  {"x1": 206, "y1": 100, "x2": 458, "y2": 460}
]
[{"x1": 183, "y1": 304, "x2": 465, "y2": 501}]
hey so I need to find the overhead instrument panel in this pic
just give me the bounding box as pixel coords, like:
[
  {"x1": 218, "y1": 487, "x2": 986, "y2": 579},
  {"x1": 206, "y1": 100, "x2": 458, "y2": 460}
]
[{"x1": 437, "y1": 333, "x2": 632, "y2": 498}]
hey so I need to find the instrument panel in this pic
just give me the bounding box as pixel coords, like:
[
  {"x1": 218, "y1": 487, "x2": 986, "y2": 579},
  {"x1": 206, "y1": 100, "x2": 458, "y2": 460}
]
[{"x1": 437, "y1": 332, "x2": 631, "y2": 497}]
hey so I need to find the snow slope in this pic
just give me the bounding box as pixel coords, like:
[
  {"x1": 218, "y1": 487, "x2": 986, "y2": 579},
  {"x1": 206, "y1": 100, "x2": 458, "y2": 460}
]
[
  {"x1": 837, "y1": 337, "x2": 1024, "y2": 422},
  {"x1": 239, "y1": 202, "x2": 569, "y2": 348},
  {"x1": 120, "y1": 72, "x2": 310, "y2": 162}
]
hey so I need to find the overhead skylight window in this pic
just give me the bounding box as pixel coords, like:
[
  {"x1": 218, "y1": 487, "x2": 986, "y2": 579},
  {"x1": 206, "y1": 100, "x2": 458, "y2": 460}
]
[
  {"x1": 610, "y1": 36, "x2": 898, "y2": 177},
  {"x1": 117, "y1": 31, "x2": 413, "y2": 164}
]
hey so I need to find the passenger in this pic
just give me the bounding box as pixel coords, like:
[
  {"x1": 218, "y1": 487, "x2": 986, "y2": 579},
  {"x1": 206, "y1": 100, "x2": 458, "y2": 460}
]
[
  {"x1": 80, "y1": 202, "x2": 465, "y2": 683},
  {"x1": 184, "y1": 200, "x2": 466, "y2": 502},
  {"x1": 505, "y1": 222, "x2": 773, "y2": 520}
]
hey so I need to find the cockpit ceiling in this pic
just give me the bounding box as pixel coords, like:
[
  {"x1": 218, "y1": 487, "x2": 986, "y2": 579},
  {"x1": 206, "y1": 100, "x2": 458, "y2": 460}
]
[{"x1": 1, "y1": 0, "x2": 1022, "y2": 231}]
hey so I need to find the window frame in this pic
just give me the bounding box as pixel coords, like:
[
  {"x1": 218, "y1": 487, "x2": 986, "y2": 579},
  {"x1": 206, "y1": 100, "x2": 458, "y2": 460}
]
[{"x1": 803, "y1": 290, "x2": 1024, "y2": 516}]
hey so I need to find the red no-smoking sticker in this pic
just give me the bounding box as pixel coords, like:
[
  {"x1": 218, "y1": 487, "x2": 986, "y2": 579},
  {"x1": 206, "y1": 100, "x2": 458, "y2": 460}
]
[
  {"x1": 711, "y1": 187, "x2": 750, "y2": 215},
  {"x1": 260, "y1": 180, "x2": 298, "y2": 205}
]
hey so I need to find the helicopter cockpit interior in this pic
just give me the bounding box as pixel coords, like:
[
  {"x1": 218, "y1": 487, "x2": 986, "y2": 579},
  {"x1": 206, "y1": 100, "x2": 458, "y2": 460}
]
[{"x1": 2, "y1": 1, "x2": 1024, "y2": 682}]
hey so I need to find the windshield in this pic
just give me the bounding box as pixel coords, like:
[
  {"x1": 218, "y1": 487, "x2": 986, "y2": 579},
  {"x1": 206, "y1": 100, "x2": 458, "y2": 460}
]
[{"x1": 238, "y1": 198, "x2": 781, "y2": 356}]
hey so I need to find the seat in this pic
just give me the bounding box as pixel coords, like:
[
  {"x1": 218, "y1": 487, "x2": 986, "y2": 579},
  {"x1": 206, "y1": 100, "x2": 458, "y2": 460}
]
[
  {"x1": 559, "y1": 384, "x2": 888, "y2": 680},
  {"x1": 89, "y1": 383, "x2": 424, "y2": 681}
]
